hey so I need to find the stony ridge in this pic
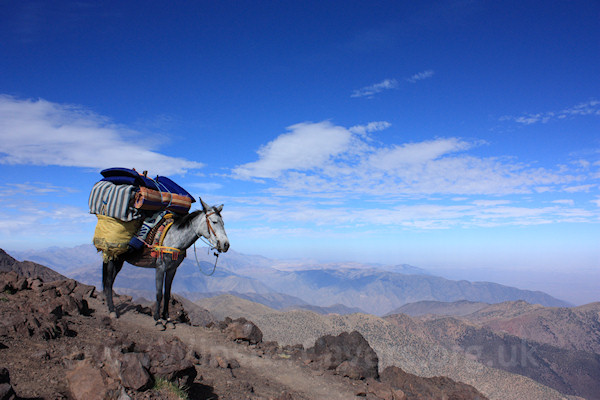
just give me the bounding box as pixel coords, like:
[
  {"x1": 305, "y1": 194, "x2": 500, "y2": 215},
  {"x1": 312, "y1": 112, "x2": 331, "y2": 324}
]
[
  {"x1": 197, "y1": 294, "x2": 581, "y2": 400},
  {"x1": 0, "y1": 249, "x2": 67, "y2": 283}
]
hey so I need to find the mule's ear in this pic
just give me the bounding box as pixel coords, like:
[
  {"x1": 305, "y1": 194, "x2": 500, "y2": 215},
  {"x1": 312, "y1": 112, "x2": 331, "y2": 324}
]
[
  {"x1": 199, "y1": 197, "x2": 210, "y2": 211},
  {"x1": 215, "y1": 204, "x2": 223, "y2": 213}
]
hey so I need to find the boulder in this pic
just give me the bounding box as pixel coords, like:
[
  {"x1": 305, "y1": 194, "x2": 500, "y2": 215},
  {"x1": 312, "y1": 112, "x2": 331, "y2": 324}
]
[
  {"x1": 145, "y1": 337, "x2": 196, "y2": 387},
  {"x1": 102, "y1": 347, "x2": 152, "y2": 391},
  {"x1": 66, "y1": 360, "x2": 111, "y2": 400},
  {"x1": 0, "y1": 272, "x2": 20, "y2": 293},
  {"x1": 306, "y1": 331, "x2": 379, "y2": 380},
  {"x1": 119, "y1": 352, "x2": 152, "y2": 391},
  {"x1": 380, "y1": 366, "x2": 488, "y2": 400},
  {"x1": 224, "y1": 317, "x2": 263, "y2": 344}
]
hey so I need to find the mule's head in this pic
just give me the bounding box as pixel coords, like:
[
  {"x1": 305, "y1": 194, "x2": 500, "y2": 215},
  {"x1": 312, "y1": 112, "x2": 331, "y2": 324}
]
[{"x1": 200, "y1": 198, "x2": 230, "y2": 253}]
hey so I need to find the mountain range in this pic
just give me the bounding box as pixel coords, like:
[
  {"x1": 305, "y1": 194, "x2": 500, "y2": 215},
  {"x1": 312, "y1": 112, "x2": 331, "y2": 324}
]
[{"x1": 11, "y1": 244, "x2": 571, "y2": 315}]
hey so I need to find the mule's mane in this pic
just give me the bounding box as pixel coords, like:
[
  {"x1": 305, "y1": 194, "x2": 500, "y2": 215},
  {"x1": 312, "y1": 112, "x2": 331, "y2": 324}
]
[{"x1": 174, "y1": 209, "x2": 202, "y2": 228}]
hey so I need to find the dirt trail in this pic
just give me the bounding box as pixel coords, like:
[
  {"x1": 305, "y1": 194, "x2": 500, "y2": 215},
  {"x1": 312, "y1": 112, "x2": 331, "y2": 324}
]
[{"x1": 112, "y1": 303, "x2": 363, "y2": 400}]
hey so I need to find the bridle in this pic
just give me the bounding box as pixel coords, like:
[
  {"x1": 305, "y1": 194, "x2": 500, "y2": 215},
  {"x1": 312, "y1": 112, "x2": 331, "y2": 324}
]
[
  {"x1": 204, "y1": 211, "x2": 218, "y2": 243},
  {"x1": 194, "y1": 209, "x2": 222, "y2": 276}
]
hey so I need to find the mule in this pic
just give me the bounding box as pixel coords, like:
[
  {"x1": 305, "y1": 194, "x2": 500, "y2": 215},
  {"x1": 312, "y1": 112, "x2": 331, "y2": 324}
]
[{"x1": 102, "y1": 198, "x2": 229, "y2": 326}]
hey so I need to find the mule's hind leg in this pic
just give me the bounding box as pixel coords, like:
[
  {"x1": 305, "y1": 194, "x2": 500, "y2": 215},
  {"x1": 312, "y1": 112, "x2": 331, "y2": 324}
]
[
  {"x1": 162, "y1": 267, "x2": 177, "y2": 328},
  {"x1": 102, "y1": 259, "x2": 123, "y2": 318}
]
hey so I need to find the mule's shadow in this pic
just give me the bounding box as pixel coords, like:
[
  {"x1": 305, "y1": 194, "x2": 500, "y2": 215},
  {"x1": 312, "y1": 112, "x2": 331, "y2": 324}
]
[{"x1": 187, "y1": 382, "x2": 219, "y2": 399}]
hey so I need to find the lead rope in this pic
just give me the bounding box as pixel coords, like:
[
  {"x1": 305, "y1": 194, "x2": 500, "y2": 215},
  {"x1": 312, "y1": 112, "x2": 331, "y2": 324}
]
[{"x1": 194, "y1": 241, "x2": 219, "y2": 276}]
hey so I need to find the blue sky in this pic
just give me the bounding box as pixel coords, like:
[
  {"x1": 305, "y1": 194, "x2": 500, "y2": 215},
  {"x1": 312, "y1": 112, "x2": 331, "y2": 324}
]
[{"x1": 1, "y1": 1, "x2": 598, "y2": 303}]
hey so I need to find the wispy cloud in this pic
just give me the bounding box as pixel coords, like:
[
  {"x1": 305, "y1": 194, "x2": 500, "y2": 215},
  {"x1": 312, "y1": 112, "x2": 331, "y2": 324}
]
[
  {"x1": 552, "y1": 199, "x2": 575, "y2": 206},
  {"x1": 349, "y1": 121, "x2": 391, "y2": 136},
  {"x1": 351, "y1": 79, "x2": 398, "y2": 98},
  {"x1": 0, "y1": 196, "x2": 93, "y2": 239},
  {"x1": 225, "y1": 196, "x2": 598, "y2": 231},
  {"x1": 0, "y1": 182, "x2": 79, "y2": 197},
  {"x1": 352, "y1": 70, "x2": 434, "y2": 98},
  {"x1": 501, "y1": 100, "x2": 600, "y2": 125},
  {"x1": 406, "y1": 69, "x2": 435, "y2": 83},
  {"x1": 0, "y1": 95, "x2": 203, "y2": 175}
]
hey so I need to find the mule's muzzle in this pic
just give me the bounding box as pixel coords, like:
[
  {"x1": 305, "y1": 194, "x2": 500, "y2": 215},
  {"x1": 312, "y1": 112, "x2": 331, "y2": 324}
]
[{"x1": 217, "y1": 240, "x2": 230, "y2": 253}]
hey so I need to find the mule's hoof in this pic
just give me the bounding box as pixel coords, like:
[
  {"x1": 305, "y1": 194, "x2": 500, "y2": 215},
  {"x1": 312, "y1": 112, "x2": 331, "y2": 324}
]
[
  {"x1": 155, "y1": 320, "x2": 166, "y2": 331},
  {"x1": 165, "y1": 319, "x2": 176, "y2": 330},
  {"x1": 109, "y1": 311, "x2": 119, "y2": 319}
]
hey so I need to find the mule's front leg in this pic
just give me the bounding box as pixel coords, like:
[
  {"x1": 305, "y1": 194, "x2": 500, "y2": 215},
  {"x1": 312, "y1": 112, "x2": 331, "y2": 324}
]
[
  {"x1": 154, "y1": 267, "x2": 165, "y2": 322},
  {"x1": 162, "y1": 268, "x2": 177, "y2": 328}
]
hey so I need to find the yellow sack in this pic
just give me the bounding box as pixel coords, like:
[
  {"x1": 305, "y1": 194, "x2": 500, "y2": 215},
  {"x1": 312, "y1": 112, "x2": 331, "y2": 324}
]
[{"x1": 93, "y1": 215, "x2": 141, "y2": 262}]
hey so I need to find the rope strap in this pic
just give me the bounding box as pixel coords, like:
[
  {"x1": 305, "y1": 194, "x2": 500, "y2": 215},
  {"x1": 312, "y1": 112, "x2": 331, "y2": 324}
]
[{"x1": 151, "y1": 245, "x2": 183, "y2": 260}]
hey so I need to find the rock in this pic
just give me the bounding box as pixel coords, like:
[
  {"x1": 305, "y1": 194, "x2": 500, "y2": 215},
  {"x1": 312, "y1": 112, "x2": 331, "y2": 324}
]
[
  {"x1": 0, "y1": 276, "x2": 96, "y2": 340},
  {"x1": 26, "y1": 277, "x2": 43, "y2": 291},
  {"x1": 209, "y1": 354, "x2": 240, "y2": 370},
  {"x1": 32, "y1": 349, "x2": 50, "y2": 360},
  {"x1": 146, "y1": 337, "x2": 196, "y2": 387},
  {"x1": 337, "y1": 360, "x2": 370, "y2": 380},
  {"x1": 380, "y1": 366, "x2": 488, "y2": 400},
  {"x1": 392, "y1": 389, "x2": 407, "y2": 400},
  {"x1": 0, "y1": 272, "x2": 19, "y2": 293},
  {"x1": 101, "y1": 346, "x2": 152, "y2": 391},
  {"x1": 0, "y1": 383, "x2": 15, "y2": 400},
  {"x1": 306, "y1": 331, "x2": 379, "y2": 380},
  {"x1": 119, "y1": 352, "x2": 152, "y2": 391},
  {"x1": 364, "y1": 378, "x2": 404, "y2": 400},
  {"x1": 0, "y1": 367, "x2": 16, "y2": 400},
  {"x1": 66, "y1": 359, "x2": 110, "y2": 400},
  {"x1": 259, "y1": 341, "x2": 280, "y2": 357},
  {"x1": 224, "y1": 317, "x2": 263, "y2": 344},
  {"x1": 117, "y1": 387, "x2": 132, "y2": 400}
]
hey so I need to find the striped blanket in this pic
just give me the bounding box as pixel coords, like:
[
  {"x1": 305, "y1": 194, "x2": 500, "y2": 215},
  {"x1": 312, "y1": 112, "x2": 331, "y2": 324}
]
[{"x1": 89, "y1": 181, "x2": 141, "y2": 222}]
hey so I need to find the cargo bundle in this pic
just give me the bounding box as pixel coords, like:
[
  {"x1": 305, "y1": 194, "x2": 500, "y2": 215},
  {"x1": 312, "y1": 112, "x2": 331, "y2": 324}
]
[{"x1": 89, "y1": 167, "x2": 195, "y2": 261}]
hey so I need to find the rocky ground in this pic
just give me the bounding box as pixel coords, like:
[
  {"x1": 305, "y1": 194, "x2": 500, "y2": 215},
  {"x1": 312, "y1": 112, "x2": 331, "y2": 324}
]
[{"x1": 0, "y1": 269, "x2": 488, "y2": 400}]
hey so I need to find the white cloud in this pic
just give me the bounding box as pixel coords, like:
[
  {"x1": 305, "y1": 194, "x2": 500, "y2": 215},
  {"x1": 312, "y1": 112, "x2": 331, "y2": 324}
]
[
  {"x1": 563, "y1": 184, "x2": 596, "y2": 193},
  {"x1": 0, "y1": 95, "x2": 203, "y2": 175},
  {"x1": 232, "y1": 121, "x2": 353, "y2": 179},
  {"x1": 406, "y1": 69, "x2": 434, "y2": 83},
  {"x1": 552, "y1": 199, "x2": 575, "y2": 206},
  {"x1": 232, "y1": 120, "x2": 584, "y2": 198},
  {"x1": 226, "y1": 120, "x2": 600, "y2": 231},
  {"x1": 472, "y1": 200, "x2": 512, "y2": 207},
  {"x1": 351, "y1": 79, "x2": 398, "y2": 98},
  {"x1": 368, "y1": 138, "x2": 472, "y2": 170},
  {"x1": 501, "y1": 100, "x2": 600, "y2": 125}
]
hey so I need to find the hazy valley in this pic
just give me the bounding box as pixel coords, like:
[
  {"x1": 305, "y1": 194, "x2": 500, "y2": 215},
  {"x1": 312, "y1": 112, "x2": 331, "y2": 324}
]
[{"x1": 12, "y1": 245, "x2": 571, "y2": 316}]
